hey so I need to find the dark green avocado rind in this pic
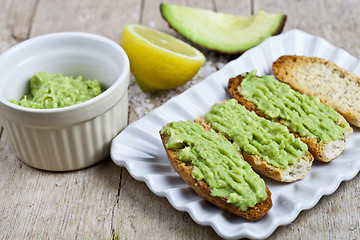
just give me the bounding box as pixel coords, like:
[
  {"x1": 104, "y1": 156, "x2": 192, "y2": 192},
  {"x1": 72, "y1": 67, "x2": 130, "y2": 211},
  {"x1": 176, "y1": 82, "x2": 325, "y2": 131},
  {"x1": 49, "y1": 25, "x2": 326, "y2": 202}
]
[{"x1": 160, "y1": 3, "x2": 287, "y2": 54}]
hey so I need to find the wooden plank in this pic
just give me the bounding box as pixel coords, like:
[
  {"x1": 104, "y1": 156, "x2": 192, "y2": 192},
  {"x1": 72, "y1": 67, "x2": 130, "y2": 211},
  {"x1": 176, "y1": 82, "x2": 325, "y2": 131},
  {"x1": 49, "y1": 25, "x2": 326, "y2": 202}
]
[
  {"x1": 0, "y1": 132, "x2": 122, "y2": 239},
  {"x1": 8, "y1": 0, "x2": 38, "y2": 41},
  {"x1": 254, "y1": 0, "x2": 360, "y2": 58},
  {"x1": 31, "y1": 0, "x2": 141, "y2": 41},
  {"x1": 214, "y1": 0, "x2": 251, "y2": 15},
  {"x1": 0, "y1": 0, "x2": 25, "y2": 52}
]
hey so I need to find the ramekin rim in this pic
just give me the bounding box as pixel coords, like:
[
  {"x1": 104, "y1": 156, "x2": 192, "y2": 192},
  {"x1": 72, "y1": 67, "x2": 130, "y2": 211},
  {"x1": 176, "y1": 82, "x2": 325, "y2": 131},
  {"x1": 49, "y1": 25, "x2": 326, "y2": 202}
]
[{"x1": 0, "y1": 31, "x2": 130, "y2": 115}]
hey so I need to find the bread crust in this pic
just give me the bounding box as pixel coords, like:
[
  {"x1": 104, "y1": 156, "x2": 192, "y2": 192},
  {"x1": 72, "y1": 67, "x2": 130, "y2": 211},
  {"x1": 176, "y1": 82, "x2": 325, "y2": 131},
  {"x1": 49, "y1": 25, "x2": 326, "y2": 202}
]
[
  {"x1": 160, "y1": 132, "x2": 272, "y2": 221},
  {"x1": 195, "y1": 116, "x2": 313, "y2": 182},
  {"x1": 272, "y1": 55, "x2": 360, "y2": 127},
  {"x1": 241, "y1": 151, "x2": 313, "y2": 182},
  {"x1": 228, "y1": 73, "x2": 352, "y2": 162}
]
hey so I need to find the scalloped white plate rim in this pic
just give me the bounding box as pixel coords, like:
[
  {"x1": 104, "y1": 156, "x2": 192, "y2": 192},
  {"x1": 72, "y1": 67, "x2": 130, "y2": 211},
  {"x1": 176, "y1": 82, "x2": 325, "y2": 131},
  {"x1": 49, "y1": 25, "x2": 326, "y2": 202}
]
[{"x1": 110, "y1": 29, "x2": 360, "y2": 240}]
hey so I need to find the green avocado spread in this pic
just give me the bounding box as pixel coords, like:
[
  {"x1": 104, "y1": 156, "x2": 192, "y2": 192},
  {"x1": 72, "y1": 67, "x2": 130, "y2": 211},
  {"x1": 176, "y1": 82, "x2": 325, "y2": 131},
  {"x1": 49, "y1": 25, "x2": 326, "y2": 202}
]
[
  {"x1": 206, "y1": 99, "x2": 308, "y2": 169},
  {"x1": 161, "y1": 120, "x2": 267, "y2": 211},
  {"x1": 239, "y1": 71, "x2": 349, "y2": 143},
  {"x1": 10, "y1": 71, "x2": 103, "y2": 109}
]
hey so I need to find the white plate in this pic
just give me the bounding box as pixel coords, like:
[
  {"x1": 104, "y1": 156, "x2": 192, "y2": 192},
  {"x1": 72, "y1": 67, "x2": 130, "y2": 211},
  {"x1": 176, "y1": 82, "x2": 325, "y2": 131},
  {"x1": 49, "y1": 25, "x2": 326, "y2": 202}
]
[{"x1": 110, "y1": 29, "x2": 360, "y2": 239}]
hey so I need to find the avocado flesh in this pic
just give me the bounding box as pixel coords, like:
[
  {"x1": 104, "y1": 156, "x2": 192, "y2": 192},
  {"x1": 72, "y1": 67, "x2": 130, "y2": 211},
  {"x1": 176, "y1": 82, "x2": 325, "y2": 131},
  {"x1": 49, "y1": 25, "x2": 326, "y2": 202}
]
[{"x1": 161, "y1": 4, "x2": 286, "y2": 54}]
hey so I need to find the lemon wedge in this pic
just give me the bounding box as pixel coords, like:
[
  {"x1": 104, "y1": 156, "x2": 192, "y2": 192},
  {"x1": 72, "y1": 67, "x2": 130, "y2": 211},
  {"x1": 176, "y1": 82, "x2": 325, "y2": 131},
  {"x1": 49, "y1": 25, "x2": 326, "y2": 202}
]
[{"x1": 120, "y1": 24, "x2": 206, "y2": 92}]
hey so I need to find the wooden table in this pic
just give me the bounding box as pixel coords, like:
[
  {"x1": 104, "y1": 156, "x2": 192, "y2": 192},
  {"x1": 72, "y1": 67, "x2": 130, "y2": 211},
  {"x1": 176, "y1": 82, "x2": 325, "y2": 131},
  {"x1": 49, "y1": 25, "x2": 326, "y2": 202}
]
[{"x1": 1, "y1": 0, "x2": 359, "y2": 239}]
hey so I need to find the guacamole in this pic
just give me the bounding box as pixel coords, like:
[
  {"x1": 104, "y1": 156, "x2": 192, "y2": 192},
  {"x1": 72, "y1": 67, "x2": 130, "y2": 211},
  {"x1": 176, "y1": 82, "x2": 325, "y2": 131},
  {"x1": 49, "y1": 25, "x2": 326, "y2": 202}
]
[
  {"x1": 161, "y1": 120, "x2": 267, "y2": 211},
  {"x1": 239, "y1": 71, "x2": 349, "y2": 143},
  {"x1": 206, "y1": 99, "x2": 308, "y2": 169},
  {"x1": 10, "y1": 71, "x2": 103, "y2": 109}
]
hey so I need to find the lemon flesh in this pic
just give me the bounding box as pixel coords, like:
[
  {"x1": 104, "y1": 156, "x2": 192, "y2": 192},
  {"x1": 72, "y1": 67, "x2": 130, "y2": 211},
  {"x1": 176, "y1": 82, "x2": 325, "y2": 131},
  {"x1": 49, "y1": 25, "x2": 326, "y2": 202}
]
[
  {"x1": 120, "y1": 24, "x2": 205, "y2": 92},
  {"x1": 161, "y1": 4, "x2": 286, "y2": 54}
]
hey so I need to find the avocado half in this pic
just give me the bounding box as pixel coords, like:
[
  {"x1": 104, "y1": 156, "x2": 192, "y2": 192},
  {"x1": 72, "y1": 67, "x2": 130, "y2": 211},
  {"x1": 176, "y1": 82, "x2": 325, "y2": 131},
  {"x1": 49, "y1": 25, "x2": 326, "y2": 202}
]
[{"x1": 160, "y1": 4, "x2": 286, "y2": 54}]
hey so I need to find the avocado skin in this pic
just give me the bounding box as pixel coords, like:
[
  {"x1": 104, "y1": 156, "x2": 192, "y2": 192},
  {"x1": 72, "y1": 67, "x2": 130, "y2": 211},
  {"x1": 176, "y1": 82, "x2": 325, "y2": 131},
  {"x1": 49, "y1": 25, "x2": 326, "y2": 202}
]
[
  {"x1": 160, "y1": 3, "x2": 287, "y2": 54},
  {"x1": 271, "y1": 15, "x2": 287, "y2": 39}
]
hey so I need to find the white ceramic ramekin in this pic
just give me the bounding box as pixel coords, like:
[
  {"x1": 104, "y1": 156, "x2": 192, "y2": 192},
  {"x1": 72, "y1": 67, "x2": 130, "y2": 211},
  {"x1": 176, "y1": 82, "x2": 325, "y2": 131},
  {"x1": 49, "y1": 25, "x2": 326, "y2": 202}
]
[{"x1": 0, "y1": 32, "x2": 130, "y2": 171}]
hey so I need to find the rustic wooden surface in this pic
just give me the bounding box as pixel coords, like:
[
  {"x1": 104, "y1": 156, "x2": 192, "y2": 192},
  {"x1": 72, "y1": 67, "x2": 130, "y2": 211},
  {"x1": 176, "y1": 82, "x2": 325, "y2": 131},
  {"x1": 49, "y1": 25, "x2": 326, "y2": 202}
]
[{"x1": 1, "y1": 0, "x2": 360, "y2": 239}]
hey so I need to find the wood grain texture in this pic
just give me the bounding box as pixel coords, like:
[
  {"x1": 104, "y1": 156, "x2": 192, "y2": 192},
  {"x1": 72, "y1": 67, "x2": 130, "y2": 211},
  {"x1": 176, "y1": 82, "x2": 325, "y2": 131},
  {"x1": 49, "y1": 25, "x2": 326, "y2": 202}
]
[
  {"x1": 8, "y1": 0, "x2": 38, "y2": 41},
  {"x1": 0, "y1": 0, "x2": 360, "y2": 239},
  {"x1": 0, "y1": 0, "x2": 23, "y2": 52},
  {"x1": 31, "y1": 0, "x2": 142, "y2": 40},
  {"x1": 255, "y1": 0, "x2": 360, "y2": 59},
  {"x1": 0, "y1": 131, "x2": 121, "y2": 239}
]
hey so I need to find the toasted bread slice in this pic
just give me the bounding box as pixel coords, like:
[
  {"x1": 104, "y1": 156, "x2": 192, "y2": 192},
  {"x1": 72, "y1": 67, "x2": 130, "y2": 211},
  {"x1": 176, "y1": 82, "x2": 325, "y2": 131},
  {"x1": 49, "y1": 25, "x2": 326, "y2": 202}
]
[
  {"x1": 160, "y1": 122, "x2": 272, "y2": 221},
  {"x1": 195, "y1": 103, "x2": 313, "y2": 183},
  {"x1": 273, "y1": 55, "x2": 360, "y2": 127},
  {"x1": 228, "y1": 72, "x2": 353, "y2": 162}
]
